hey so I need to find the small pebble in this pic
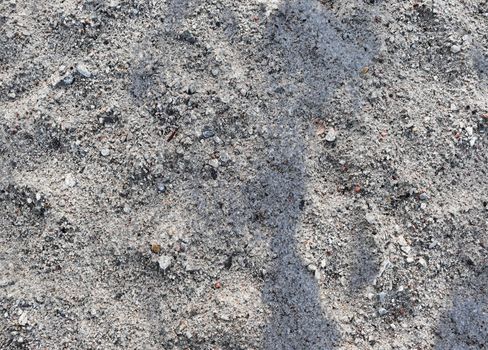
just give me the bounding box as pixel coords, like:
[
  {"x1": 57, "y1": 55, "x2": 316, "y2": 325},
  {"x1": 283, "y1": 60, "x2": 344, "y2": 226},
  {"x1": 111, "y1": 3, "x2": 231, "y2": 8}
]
[
  {"x1": 100, "y1": 148, "x2": 110, "y2": 157},
  {"x1": 208, "y1": 158, "x2": 219, "y2": 168},
  {"x1": 187, "y1": 85, "x2": 196, "y2": 94},
  {"x1": 419, "y1": 192, "x2": 429, "y2": 201},
  {"x1": 64, "y1": 173, "x2": 76, "y2": 188},
  {"x1": 365, "y1": 213, "x2": 376, "y2": 225},
  {"x1": 61, "y1": 74, "x2": 74, "y2": 86},
  {"x1": 450, "y1": 45, "x2": 461, "y2": 53},
  {"x1": 156, "y1": 182, "x2": 166, "y2": 193},
  {"x1": 396, "y1": 235, "x2": 408, "y2": 247},
  {"x1": 18, "y1": 313, "x2": 28, "y2": 326},
  {"x1": 158, "y1": 255, "x2": 173, "y2": 271},
  {"x1": 219, "y1": 151, "x2": 231, "y2": 164},
  {"x1": 202, "y1": 128, "x2": 215, "y2": 139},
  {"x1": 150, "y1": 243, "x2": 161, "y2": 254},
  {"x1": 378, "y1": 292, "x2": 387, "y2": 303},
  {"x1": 378, "y1": 308, "x2": 388, "y2": 316},
  {"x1": 401, "y1": 245, "x2": 412, "y2": 254},
  {"x1": 76, "y1": 64, "x2": 92, "y2": 78},
  {"x1": 325, "y1": 128, "x2": 337, "y2": 142}
]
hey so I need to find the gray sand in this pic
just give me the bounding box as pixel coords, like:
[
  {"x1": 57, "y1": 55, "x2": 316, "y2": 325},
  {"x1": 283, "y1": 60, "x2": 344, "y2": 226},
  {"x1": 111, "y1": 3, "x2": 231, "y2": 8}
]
[{"x1": 1, "y1": 0, "x2": 487, "y2": 349}]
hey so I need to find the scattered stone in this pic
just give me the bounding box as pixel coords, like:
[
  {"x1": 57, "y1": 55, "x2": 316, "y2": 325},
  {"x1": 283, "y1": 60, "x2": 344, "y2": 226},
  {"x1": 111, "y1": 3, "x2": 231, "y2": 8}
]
[
  {"x1": 18, "y1": 312, "x2": 28, "y2": 326},
  {"x1": 406, "y1": 256, "x2": 415, "y2": 263},
  {"x1": 64, "y1": 173, "x2": 76, "y2": 188},
  {"x1": 100, "y1": 148, "x2": 110, "y2": 157},
  {"x1": 315, "y1": 120, "x2": 326, "y2": 136},
  {"x1": 325, "y1": 127, "x2": 337, "y2": 142},
  {"x1": 401, "y1": 245, "x2": 412, "y2": 254},
  {"x1": 202, "y1": 128, "x2": 215, "y2": 139},
  {"x1": 219, "y1": 151, "x2": 231, "y2": 164},
  {"x1": 419, "y1": 192, "x2": 429, "y2": 201},
  {"x1": 307, "y1": 264, "x2": 317, "y2": 272},
  {"x1": 214, "y1": 280, "x2": 222, "y2": 289},
  {"x1": 123, "y1": 204, "x2": 130, "y2": 213},
  {"x1": 76, "y1": 64, "x2": 92, "y2": 78},
  {"x1": 418, "y1": 257, "x2": 428, "y2": 267},
  {"x1": 58, "y1": 74, "x2": 74, "y2": 86},
  {"x1": 158, "y1": 255, "x2": 173, "y2": 271},
  {"x1": 450, "y1": 45, "x2": 461, "y2": 53},
  {"x1": 34, "y1": 295, "x2": 45, "y2": 304},
  {"x1": 365, "y1": 213, "x2": 377, "y2": 225},
  {"x1": 378, "y1": 292, "x2": 387, "y2": 303},
  {"x1": 396, "y1": 235, "x2": 408, "y2": 247},
  {"x1": 187, "y1": 85, "x2": 196, "y2": 95},
  {"x1": 469, "y1": 137, "x2": 477, "y2": 147},
  {"x1": 150, "y1": 243, "x2": 161, "y2": 254},
  {"x1": 156, "y1": 181, "x2": 166, "y2": 193},
  {"x1": 208, "y1": 158, "x2": 219, "y2": 168},
  {"x1": 378, "y1": 308, "x2": 388, "y2": 316},
  {"x1": 179, "y1": 30, "x2": 197, "y2": 44}
]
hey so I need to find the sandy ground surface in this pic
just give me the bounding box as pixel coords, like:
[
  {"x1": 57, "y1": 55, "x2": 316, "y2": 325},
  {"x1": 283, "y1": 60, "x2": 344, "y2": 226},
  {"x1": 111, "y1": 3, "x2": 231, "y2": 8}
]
[{"x1": 1, "y1": 0, "x2": 487, "y2": 349}]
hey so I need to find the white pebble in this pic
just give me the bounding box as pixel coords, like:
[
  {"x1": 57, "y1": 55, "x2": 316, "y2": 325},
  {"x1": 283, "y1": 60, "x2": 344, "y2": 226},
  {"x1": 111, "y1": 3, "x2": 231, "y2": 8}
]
[
  {"x1": 325, "y1": 128, "x2": 337, "y2": 142},
  {"x1": 100, "y1": 148, "x2": 110, "y2": 157},
  {"x1": 158, "y1": 255, "x2": 173, "y2": 271},
  {"x1": 64, "y1": 173, "x2": 76, "y2": 188},
  {"x1": 450, "y1": 45, "x2": 461, "y2": 53}
]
